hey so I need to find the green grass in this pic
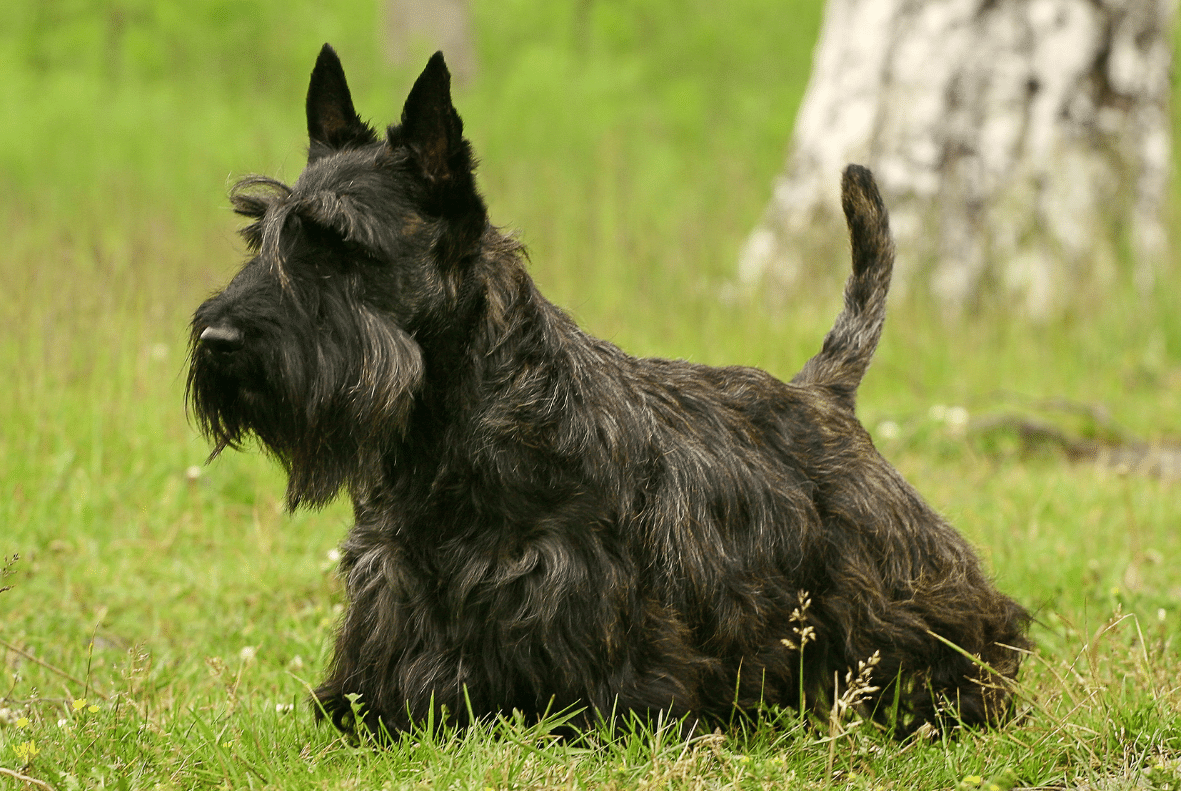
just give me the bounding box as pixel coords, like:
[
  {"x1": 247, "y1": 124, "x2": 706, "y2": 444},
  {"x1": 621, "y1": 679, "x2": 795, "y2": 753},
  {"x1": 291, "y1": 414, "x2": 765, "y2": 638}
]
[{"x1": 2, "y1": 1, "x2": 1181, "y2": 788}]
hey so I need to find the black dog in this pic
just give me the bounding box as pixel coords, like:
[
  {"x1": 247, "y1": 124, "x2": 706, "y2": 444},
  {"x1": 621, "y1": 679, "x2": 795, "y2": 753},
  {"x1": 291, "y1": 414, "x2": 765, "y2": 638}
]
[{"x1": 188, "y1": 45, "x2": 1029, "y2": 737}]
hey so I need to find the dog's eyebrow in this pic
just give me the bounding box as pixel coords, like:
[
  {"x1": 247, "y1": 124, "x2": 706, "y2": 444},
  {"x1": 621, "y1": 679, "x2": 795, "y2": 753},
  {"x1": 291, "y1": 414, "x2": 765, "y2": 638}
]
[
  {"x1": 230, "y1": 176, "x2": 293, "y2": 252},
  {"x1": 296, "y1": 190, "x2": 384, "y2": 250},
  {"x1": 228, "y1": 176, "x2": 307, "y2": 288},
  {"x1": 233, "y1": 185, "x2": 394, "y2": 279},
  {"x1": 230, "y1": 175, "x2": 292, "y2": 216}
]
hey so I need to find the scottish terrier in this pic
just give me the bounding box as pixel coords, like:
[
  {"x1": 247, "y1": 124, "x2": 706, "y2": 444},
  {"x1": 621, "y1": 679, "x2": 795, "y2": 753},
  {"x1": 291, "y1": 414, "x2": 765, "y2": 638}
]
[{"x1": 188, "y1": 45, "x2": 1029, "y2": 737}]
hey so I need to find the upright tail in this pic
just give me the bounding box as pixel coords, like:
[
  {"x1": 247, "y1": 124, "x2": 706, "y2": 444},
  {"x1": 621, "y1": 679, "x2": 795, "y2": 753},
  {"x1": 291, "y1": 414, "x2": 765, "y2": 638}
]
[{"x1": 791, "y1": 165, "x2": 894, "y2": 411}]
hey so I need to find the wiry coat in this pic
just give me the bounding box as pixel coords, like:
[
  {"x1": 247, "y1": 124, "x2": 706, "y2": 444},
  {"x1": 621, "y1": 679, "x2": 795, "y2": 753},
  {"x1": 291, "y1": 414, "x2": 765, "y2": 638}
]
[{"x1": 188, "y1": 45, "x2": 1029, "y2": 737}]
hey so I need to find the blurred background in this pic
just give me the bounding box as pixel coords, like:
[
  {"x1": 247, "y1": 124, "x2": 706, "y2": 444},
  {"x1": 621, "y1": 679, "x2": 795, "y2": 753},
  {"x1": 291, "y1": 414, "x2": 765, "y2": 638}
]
[{"x1": 1, "y1": 0, "x2": 1179, "y2": 762}]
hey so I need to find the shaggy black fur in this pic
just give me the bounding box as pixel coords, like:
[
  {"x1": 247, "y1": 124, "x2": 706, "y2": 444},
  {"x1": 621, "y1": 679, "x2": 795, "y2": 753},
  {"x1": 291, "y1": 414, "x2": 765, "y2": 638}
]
[{"x1": 188, "y1": 44, "x2": 1030, "y2": 738}]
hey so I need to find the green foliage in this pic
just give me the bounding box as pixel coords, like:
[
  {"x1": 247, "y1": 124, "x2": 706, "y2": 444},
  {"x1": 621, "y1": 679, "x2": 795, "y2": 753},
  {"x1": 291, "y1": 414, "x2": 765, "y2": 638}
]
[{"x1": 3, "y1": 0, "x2": 1181, "y2": 788}]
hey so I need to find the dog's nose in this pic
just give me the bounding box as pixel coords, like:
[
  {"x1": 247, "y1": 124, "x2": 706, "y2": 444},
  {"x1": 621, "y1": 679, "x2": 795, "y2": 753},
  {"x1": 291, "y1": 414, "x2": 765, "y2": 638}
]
[{"x1": 199, "y1": 324, "x2": 244, "y2": 353}]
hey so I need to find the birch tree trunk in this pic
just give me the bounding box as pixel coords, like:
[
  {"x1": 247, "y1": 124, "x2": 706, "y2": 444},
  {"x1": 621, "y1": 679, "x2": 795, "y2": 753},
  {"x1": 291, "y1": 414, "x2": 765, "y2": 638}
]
[
  {"x1": 740, "y1": 0, "x2": 1175, "y2": 318},
  {"x1": 385, "y1": 0, "x2": 476, "y2": 85}
]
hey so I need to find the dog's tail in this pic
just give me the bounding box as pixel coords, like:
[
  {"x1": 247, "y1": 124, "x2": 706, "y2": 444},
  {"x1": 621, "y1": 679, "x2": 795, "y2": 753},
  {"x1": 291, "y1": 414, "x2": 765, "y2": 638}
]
[{"x1": 791, "y1": 165, "x2": 894, "y2": 411}]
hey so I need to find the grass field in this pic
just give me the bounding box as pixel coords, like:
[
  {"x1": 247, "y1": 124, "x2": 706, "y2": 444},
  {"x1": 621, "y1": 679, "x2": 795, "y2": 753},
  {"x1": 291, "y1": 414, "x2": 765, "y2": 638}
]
[{"x1": 2, "y1": 2, "x2": 1180, "y2": 788}]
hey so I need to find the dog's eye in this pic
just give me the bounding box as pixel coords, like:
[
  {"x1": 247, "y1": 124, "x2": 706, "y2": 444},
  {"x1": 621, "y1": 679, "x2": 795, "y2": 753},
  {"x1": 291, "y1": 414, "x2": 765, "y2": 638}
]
[{"x1": 340, "y1": 238, "x2": 380, "y2": 262}]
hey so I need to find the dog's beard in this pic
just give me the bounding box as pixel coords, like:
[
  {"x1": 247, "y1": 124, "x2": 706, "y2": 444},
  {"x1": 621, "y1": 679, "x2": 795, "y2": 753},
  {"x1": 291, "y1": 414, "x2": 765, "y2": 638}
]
[{"x1": 187, "y1": 312, "x2": 424, "y2": 510}]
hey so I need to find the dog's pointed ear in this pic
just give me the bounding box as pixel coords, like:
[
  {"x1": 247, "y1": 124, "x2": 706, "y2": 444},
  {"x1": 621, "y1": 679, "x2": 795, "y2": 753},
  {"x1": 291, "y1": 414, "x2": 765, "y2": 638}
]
[
  {"x1": 388, "y1": 52, "x2": 485, "y2": 261},
  {"x1": 392, "y1": 52, "x2": 467, "y2": 183},
  {"x1": 306, "y1": 44, "x2": 376, "y2": 160}
]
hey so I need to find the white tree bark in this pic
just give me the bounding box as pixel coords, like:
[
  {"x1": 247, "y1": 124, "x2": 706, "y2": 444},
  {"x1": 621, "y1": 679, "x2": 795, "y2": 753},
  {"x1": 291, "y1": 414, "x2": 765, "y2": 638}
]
[
  {"x1": 740, "y1": 0, "x2": 1175, "y2": 318},
  {"x1": 385, "y1": 0, "x2": 476, "y2": 85}
]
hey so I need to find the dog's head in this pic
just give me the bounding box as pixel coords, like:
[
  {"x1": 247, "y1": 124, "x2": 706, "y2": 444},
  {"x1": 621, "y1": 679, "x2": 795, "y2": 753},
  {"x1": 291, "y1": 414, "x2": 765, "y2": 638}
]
[{"x1": 187, "y1": 45, "x2": 486, "y2": 509}]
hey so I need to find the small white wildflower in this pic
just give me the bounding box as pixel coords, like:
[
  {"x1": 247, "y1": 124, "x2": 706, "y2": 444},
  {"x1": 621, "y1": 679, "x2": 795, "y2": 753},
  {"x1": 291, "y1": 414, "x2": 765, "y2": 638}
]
[
  {"x1": 275, "y1": 703, "x2": 295, "y2": 714},
  {"x1": 875, "y1": 420, "x2": 900, "y2": 441},
  {"x1": 1159, "y1": 608, "x2": 1167, "y2": 623},
  {"x1": 717, "y1": 282, "x2": 740, "y2": 306},
  {"x1": 326, "y1": 548, "x2": 341, "y2": 563},
  {"x1": 239, "y1": 645, "x2": 257, "y2": 662},
  {"x1": 928, "y1": 404, "x2": 948, "y2": 421},
  {"x1": 185, "y1": 465, "x2": 203, "y2": 483},
  {"x1": 945, "y1": 406, "x2": 970, "y2": 435}
]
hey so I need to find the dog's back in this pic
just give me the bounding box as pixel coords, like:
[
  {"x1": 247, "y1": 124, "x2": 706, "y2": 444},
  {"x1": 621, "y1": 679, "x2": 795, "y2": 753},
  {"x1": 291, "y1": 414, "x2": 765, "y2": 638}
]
[{"x1": 792, "y1": 165, "x2": 894, "y2": 411}]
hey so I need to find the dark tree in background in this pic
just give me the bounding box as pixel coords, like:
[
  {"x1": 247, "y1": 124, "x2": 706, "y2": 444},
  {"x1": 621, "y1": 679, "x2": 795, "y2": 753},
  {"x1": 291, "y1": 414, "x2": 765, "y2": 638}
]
[{"x1": 740, "y1": 0, "x2": 1175, "y2": 318}]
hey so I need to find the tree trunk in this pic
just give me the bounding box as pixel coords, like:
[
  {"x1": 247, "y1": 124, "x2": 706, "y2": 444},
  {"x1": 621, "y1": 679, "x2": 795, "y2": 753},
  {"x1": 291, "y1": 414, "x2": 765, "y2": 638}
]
[
  {"x1": 385, "y1": 0, "x2": 476, "y2": 85},
  {"x1": 740, "y1": 0, "x2": 1175, "y2": 318}
]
